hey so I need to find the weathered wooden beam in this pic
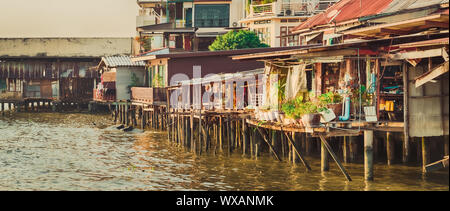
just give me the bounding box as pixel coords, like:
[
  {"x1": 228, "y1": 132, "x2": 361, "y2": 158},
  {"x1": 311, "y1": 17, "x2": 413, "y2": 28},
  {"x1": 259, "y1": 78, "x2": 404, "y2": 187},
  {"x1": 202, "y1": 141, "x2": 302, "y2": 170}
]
[
  {"x1": 256, "y1": 127, "x2": 281, "y2": 162},
  {"x1": 425, "y1": 20, "x2": 449, "y2": 29},
  {"x1": 390, "y1": 48, "x2": 444, "y2": 60},
  {"x1": 283, "y1": 131, "x2": 311, "y2": 171},
  {"x1": 318, "y1": 134, "x2": 352, "y2": 181},
  {"x1": 321, "y1": 140, "x2": 330, "y2": 172},
  {"x1": 424, "y1": 156, "x2": 449, "y2": 173},
  {"x1": 415, "y1": 61, "x2": 449, "y2": 88},
  {"x1": 380, "y1": 28, "x2": 409, "y2": 35},
  {"x1": 364, "y1": 130, "x2": 374, "y2": 181}
]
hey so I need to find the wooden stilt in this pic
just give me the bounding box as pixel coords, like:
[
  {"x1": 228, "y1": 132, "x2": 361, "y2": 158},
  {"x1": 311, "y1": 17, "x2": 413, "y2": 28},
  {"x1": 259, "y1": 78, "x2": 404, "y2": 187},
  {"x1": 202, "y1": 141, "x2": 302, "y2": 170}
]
[
  {"x1": 318, "y1": 134, "x2": 352, "y2": 181},
  {"x1": 321, "y1": 139, "x2": 330, "y2": 172},
  {"x1": 364, "y1": 130, "x2": 374, "y2": 181},
  {"x1": 349, "y1": 136, "x2": 358, "y2": 162},
  {"x1": 284, "y1": 131, "x2": 311, "y2": 171},
  {"x1": 386, "y1": 132, "x2": 394, "y2": 165},
  {"x1": 242, "y1": 119, "x2": 248, "y2": 156},
  {"x1": 422, "y1": 137, "x2": 430, "y2": 172},
  {"x1": 256, "y1": 127, "x2": 281, "y2": 162},
  {"x1": 444, "y1": 136, "x2": 449, "y2": 157},
  {"x1": 343, "y1": 136, "x2": 349, "y2": 163}
]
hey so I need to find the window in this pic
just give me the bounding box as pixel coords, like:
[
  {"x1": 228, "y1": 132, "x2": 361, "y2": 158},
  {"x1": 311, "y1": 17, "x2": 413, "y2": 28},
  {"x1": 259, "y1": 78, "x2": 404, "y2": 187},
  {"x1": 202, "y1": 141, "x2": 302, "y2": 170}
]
[
  {"x1": 194, "y1": 4, "x2": 230, "y2": 27},
  {"x1": 254, "y1": 28, "x2": 271, "y2": 46}
]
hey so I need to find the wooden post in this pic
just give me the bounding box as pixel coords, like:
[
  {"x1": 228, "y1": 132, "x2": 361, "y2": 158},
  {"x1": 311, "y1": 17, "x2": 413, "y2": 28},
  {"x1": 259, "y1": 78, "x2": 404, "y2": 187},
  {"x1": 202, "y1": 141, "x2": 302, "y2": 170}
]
[
  {"x1": 318, "y1": 134, "x2": 352, "y2": 181},
  {"x1": 226, "y1": 116, "x2": 231, "y2": 155},
  {"x1": 186, "y1": 116, "x2": 191, "y2": 149},
  {"x1": 403, "y1": 62, "x2": 410, "y2": 163},
  {"x1": 305, "y1": 136, "x2": 312, "y2": 156},
  {"x1": 343, "y1": 136, "x2": 349, "y2": 163},
  {"x1": 321, "y1": 139, "x2": 330, "y2": 172},
  {"x1": 284, "y1": 131, "x2": 311, "y2": 171},
  {"x1": 198, "y1": 110, "x2": 202, "y2": 155},
  {"x1": 242, "y1": 119, "x2": 248, "y2": 156},
  {"x1": 364, "y1": 130, "x2": 374, "y2": 181},
  {"x1": 444, "y1": 136, "x2": 449, "y2": 156},
  {"x1": 386, "y1": 132, "x2": 394, "y2": 165},
  {"x1": 190, "y1": 111, "x2": 196, "y2": 152},
  {"x1": 422, "y1": 137, "x2": 430, "y2": 172},
  {"x1": 292, "y1": 132, "x2": 299, "y2": 164},
  {"x1": 256, "y1": 127, "x2": 281, "y2": 161},
  {"x1": 114, "y1": 104, "x2": 118, "y2": 123},
  {"x1": 349, "y1": 136, "x2": 358, "y2": 162},
  {"x1": 219, "y1": 116, "x2": 223, "y2": 152}
]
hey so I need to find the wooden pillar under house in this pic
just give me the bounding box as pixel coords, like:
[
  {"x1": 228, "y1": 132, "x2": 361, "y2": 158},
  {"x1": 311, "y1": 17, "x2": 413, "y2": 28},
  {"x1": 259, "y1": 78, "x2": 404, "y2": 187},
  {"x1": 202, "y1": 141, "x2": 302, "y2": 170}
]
[
  {"x1": 364, "y1": 130, "x2": 374, "y2": 181},
  {"x1": 386, "y1": 132, "x2": 394, "y2": 165}
]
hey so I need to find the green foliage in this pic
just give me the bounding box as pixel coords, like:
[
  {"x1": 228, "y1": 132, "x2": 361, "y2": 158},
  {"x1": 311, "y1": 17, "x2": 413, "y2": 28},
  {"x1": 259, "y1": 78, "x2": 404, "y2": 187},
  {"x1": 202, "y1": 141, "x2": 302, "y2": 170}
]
[
  {"x1": 208, "y1": 30, "x2": 269, "y2": 51},
  {"x1": 351, "y1": 85, "x2": 372, "y2": 106},
  {"x1": 127, "y1": 73, "x2": 140, "y2": 94},
  {"x1": 142, "y1": 37, "x2": 152, "y2": 52},
  {"x1": 281, "y1": 94, "x2": 324, "y2": 119},
  {"x1": 318, "y1": 91, "x2": 343, "y2": 105}
]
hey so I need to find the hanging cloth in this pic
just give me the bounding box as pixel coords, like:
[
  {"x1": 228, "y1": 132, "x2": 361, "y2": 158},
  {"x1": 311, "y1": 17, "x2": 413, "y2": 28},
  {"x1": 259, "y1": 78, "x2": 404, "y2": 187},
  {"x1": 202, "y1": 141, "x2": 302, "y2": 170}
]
[{"x1": 284, "y1": 64, "x2": 307, "y2": 101}]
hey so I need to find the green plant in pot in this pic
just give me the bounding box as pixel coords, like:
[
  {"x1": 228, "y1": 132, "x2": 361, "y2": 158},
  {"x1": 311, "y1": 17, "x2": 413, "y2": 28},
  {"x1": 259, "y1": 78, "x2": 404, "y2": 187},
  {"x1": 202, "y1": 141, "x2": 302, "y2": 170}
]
[
  {"x1": 318, "y1": 91, "x2": 343, "y2": 115},
  {"x1": 297, "y1": 101, "x2": 323, "y2": 127}
]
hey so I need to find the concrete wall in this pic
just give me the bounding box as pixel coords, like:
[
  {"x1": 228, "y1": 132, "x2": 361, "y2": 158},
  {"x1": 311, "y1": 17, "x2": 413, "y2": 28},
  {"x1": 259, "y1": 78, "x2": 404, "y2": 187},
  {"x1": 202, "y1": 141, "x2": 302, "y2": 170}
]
[
  {"x1": 115, "y1": 67, "x2": 146, "y2": 101},
  {"x1": 0, "y1": 38, "x2": 132, "y2": 58}
]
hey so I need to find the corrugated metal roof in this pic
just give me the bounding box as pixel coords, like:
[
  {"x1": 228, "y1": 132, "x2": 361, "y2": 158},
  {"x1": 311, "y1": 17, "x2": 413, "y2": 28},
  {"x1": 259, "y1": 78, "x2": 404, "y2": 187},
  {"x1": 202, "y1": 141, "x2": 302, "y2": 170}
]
[
  {"x1": 292, "y1": 0, "x2": 448, "y2": 32},
  {"x1": 383, "y1": 0, "x2": 448, "y2": 13},
  {"x1": 102, "y1": 55, "x2": 146, "y2": 68}
]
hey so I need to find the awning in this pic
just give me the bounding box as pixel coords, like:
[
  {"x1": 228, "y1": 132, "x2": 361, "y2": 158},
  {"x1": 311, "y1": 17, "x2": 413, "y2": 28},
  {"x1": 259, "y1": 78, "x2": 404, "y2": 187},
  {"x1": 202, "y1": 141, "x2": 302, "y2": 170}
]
[
  {"x1": 343, "y1": 13, "x2": 449, "y2": 37},
  {"x1": 305, "y1": 32, "x2": 323, "y2": 43},
  {"x1": 138, "y1": 23, "x2": 196, "y2": 33}
]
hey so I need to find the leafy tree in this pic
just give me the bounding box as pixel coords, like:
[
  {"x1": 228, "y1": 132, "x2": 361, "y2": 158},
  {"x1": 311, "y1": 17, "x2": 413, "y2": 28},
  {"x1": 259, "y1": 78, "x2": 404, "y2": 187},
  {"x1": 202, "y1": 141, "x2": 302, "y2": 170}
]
[{"x1": 208, "y1": 30, "x2": 269, "y2": 51}]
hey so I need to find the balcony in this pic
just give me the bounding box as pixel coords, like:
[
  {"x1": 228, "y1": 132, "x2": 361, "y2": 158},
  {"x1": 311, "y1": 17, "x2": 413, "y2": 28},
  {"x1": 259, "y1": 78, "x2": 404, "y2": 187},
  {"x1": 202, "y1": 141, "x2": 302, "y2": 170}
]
[
  {"x1": 249, "y1": 0, "x2": 337, "y2": 18},
  {"x1": 93, "y1": 88, "x2": 116, "y2": 102},
  {"x1": 131, "y1": 87, "x2": 167, "y2": 105}
]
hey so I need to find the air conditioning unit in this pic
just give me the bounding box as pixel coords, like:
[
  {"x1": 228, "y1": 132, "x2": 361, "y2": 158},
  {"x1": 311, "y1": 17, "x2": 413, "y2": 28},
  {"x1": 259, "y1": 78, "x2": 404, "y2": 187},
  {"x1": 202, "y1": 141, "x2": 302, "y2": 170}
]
[
  {"x1": 284, "y1": 9, "x2": 292, "y2": 16},
  {"x1": 232, "y1": 22, "x2": 239, "y2": 27}
]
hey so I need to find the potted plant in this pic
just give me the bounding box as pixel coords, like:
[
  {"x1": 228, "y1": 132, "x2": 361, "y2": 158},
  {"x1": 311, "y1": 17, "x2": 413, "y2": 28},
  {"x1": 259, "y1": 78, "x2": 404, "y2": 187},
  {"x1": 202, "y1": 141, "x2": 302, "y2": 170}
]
[
  {"x1": 298, "y1": 101, "x2": 322, "y2": 127},
  {"x1": 318, "y1": 91, "x2": 343, "y2": 116},
  {"x1": 281, "y1": 100, "x2": 296, "y2": 125}
]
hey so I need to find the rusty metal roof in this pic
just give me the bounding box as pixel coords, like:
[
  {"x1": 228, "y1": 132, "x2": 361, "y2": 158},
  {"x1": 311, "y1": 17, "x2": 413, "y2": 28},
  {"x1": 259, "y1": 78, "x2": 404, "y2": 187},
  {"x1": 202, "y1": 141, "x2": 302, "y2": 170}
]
[
  {"x1": 292, "y1": 0, "x2": 448, "y2": 32},
  {"x1": 292, "y1": 0, "x2": 394, "y2": 32},
  {"x1": 102, "y1": 55, "x2": 146, "y2": 68}
]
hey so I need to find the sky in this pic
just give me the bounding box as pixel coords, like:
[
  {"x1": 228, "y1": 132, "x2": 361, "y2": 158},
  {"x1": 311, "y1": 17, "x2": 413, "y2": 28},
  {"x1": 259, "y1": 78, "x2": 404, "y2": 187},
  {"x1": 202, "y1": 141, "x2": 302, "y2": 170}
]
[{"x1": 0, "y1": 0, "x2": 139, "y2": 38}]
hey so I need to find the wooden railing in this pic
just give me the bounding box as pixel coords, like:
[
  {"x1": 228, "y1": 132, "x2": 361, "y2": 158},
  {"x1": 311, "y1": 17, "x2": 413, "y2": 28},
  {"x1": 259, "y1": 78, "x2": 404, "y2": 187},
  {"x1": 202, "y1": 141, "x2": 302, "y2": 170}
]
[
  {"x1": 93, "y1": 89, "x2": 116, "y2": 102},
  {"x1": 131, "y1": 87, "x2": 167, "y2": 104}
]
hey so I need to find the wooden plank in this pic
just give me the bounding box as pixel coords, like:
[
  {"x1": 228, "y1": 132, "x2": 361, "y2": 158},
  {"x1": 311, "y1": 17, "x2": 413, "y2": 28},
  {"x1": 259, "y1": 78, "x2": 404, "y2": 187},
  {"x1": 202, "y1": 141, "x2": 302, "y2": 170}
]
[
  {"x1": 424, "y1": 156, "x2": 449, "y2": 173},
  {"x1": 318, "y1": 134, "x2": 352, "y2": 181},
  {"x1": 283, "y1": 131, "x2": 312, "y2": 171},
  {"x1": 390, "y1": 48, "x2": 443, "y2": 60},
  {"x1": 424, "y1": 20, "x2": 449, "y2": 29},
  {"x1": 415, "y1": 61, "x2": 449, "y2": 88}
]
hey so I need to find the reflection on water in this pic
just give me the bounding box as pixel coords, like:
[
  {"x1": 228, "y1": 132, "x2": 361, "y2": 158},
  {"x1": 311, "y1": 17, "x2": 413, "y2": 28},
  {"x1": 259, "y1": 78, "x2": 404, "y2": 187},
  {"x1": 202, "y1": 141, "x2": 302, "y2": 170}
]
[{"x1": 0, "y1": 112, "x2": 448, "y2": 191}]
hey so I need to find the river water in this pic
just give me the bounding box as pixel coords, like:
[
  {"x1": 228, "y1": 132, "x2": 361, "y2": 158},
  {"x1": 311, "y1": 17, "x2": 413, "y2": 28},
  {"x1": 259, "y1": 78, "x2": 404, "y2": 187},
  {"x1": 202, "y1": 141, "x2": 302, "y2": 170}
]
[{"x1": 0, "y1": 112, "x2": 448, "y2": 191}]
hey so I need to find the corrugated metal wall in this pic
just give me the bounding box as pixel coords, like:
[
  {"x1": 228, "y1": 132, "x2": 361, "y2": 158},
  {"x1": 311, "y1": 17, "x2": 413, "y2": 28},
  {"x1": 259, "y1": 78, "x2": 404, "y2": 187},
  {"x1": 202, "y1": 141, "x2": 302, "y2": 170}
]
[{"x1": 407, "y1": 62, "x2": 449, "y2": 137}]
